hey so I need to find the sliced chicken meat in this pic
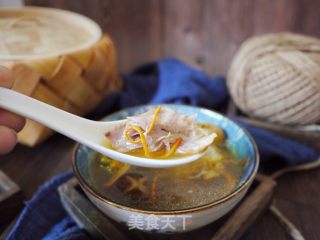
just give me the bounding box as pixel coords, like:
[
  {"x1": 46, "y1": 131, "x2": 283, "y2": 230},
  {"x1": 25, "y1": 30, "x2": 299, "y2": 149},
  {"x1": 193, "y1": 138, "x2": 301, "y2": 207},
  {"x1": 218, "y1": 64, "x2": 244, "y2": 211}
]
[{"x1": 106, "y1": 106, "x2": 216, "y2": 156}]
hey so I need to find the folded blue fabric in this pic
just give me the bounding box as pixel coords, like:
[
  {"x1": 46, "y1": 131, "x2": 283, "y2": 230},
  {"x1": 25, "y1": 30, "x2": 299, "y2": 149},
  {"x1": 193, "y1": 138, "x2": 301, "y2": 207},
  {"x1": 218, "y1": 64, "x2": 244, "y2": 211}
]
[
  {"x1": 91, "y1": 59, "x2": 228, "y2": 118},
  {"x1": 7, "y1": 58, "x2": 319, "y2": 240}
]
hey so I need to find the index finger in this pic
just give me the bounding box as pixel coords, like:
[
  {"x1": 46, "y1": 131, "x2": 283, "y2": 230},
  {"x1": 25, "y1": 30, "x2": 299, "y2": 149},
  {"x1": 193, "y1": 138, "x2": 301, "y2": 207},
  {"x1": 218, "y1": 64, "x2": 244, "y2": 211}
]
[{"x1": 0, "y1": 66, "x2": 14, "y2": 88}]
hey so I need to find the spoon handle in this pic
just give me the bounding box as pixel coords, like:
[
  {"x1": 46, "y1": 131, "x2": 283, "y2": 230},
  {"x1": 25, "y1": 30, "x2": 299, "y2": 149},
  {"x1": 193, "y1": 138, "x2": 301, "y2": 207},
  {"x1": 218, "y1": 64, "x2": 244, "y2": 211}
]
[
  {"x1": 0, "y1": 88, "x2": 204, "y2": 168},
  {"x1": 0, "y1": 87, "x2": 97, "y2": 140}
]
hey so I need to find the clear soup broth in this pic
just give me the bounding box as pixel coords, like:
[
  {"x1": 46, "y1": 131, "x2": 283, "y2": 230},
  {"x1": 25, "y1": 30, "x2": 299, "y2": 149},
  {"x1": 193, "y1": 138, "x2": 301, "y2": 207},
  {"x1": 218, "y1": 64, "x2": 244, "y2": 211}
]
[{"x1": 89, "y1": 123, "x2": 245, "y2": 211}]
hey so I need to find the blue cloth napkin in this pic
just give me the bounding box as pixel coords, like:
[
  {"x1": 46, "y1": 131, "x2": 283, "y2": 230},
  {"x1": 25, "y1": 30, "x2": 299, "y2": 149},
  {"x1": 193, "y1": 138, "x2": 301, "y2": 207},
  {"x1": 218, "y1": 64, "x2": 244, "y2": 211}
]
[{"x1": 7, "y1": 58, "x2": 319, "y2": 240}]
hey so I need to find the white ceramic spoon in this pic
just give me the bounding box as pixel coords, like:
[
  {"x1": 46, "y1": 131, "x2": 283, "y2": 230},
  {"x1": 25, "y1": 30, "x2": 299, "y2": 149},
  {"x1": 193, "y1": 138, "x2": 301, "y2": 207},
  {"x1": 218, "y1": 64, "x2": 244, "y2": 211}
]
[{"x1": 0, "y1": 87, "x2": 207, "y2": 168}]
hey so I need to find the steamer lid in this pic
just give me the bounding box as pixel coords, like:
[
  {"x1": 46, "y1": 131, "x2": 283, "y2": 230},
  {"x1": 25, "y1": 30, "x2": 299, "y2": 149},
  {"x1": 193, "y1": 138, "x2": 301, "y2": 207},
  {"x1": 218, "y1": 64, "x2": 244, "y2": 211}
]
[{"x1": 0, "y1": 7, "x2": 102, "y2": 60}]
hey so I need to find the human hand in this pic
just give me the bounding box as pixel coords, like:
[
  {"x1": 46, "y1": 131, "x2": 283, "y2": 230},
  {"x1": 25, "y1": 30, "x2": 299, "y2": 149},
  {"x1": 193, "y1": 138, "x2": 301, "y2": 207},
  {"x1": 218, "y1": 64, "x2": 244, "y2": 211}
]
[{"x1": 0, "y1": 67, "x2": 25, "y2": 154}]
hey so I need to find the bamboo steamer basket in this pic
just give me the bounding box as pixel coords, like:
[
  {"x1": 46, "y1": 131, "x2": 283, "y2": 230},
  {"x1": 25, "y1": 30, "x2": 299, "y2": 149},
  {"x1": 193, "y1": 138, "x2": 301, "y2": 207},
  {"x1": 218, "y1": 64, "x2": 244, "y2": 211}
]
[{"x1": 0, "y1": 7, "x2": 122, "y2": 146}]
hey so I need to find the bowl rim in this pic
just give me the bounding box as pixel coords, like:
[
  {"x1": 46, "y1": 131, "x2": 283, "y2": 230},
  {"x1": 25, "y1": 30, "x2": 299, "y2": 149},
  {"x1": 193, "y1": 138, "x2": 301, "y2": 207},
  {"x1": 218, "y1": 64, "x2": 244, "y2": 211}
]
[{"x1": 72, "y1": 104, "x2": 260, "y2": 215}]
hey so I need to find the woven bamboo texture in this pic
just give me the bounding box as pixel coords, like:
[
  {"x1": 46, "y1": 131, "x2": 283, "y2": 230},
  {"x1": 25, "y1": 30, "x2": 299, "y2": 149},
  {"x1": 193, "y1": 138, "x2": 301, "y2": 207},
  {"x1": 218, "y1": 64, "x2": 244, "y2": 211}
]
[
  {"x1": 227, "y1": 33, "x2": 320, "y2": 125},
  {"x1": 1, "y1": 34, "x2": 122, "y2": 146}
]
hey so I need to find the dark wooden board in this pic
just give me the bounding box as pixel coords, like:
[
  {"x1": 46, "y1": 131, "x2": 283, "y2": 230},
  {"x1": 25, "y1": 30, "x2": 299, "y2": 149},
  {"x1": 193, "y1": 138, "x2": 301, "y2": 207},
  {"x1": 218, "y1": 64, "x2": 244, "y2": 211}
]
[
  {"x1": 58, "y1": 176, "x2": 276, "y2": 240},
  {"x1": 1, "y1": 133, "x2": 320, "y2": 239},
  {"x1": 0, "y1": 170, "x2": 24, "y2": 227},
  {"x1": 58, "y1": 178, "x2": 128, "y2": 240}
]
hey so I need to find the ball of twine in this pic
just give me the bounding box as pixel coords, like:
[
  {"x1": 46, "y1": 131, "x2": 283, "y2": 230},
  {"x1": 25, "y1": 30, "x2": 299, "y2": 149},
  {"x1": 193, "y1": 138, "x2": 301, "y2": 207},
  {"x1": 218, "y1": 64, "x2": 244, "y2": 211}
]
[{"x1": 227, "y1": 33, "x2": 320, "y2": 125}]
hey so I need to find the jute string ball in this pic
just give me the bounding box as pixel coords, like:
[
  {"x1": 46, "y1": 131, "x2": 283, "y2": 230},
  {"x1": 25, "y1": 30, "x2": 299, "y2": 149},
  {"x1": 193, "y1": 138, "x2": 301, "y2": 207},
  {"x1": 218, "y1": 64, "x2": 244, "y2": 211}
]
[{"x1": 227, "y1": 33, "x2": 320, "y2": 125}]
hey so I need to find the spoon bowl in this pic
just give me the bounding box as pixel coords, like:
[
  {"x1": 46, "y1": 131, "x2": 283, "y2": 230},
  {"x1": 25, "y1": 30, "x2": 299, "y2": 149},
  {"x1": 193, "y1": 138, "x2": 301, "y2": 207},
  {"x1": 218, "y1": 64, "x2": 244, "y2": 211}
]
[{"x1": 0, "y1": 87, "x2": 206, "y2": 168}]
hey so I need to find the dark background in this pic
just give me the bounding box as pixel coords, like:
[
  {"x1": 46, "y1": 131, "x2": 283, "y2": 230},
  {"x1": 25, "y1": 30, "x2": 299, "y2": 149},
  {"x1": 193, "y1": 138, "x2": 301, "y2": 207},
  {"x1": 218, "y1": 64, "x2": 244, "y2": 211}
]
[{"x1": 26, "y1": 0, "x2": 320, "y2": 75}]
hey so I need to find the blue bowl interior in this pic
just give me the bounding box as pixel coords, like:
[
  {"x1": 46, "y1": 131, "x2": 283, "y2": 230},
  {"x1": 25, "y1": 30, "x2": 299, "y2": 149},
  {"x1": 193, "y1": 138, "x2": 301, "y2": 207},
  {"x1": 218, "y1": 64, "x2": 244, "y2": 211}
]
[{"x1": 75, "y1": 104, "x2": 258, "y2": 204}]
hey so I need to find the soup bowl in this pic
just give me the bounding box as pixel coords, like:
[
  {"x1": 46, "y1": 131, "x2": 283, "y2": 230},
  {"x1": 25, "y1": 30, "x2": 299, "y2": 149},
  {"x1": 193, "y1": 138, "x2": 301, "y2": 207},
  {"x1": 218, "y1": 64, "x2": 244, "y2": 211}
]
[{"x1": 72, "y1": 104, "x2": 259, "y2": 233}]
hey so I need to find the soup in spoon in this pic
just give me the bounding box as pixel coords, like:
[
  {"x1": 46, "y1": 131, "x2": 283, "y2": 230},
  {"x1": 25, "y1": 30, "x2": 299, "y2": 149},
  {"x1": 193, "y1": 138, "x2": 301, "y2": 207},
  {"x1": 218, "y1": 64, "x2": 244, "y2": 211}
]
[{"x1": 104, "y1": 106, "x2": 216, "y2": 160}]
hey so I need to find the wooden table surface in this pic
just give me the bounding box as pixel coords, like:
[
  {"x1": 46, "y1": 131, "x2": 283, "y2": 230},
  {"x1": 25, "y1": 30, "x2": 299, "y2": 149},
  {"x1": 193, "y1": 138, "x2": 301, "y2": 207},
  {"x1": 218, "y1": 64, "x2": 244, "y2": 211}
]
[
  {"x1": 1, "y1": 0, "x2": 320, "y2": 239},
  {"x1": 1, "y1": 132, "x2": 320, "y2": 239}
]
